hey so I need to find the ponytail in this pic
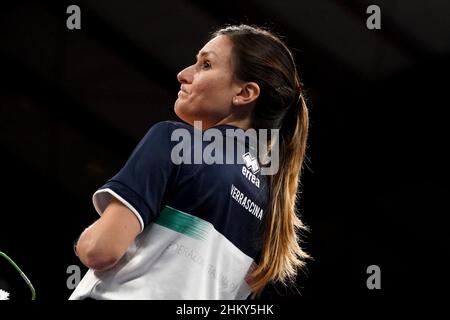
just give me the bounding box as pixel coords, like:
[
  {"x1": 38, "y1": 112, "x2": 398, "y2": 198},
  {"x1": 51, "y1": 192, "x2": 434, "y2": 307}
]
[{"x1": 249, "y1": 93, "x2": 310, "y2": 297}]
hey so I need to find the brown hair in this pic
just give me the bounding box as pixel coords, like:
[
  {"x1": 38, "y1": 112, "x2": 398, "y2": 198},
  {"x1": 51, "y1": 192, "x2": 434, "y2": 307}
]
[{"x1": 213, "y1": 24, "x2": 311, "y2": 297}]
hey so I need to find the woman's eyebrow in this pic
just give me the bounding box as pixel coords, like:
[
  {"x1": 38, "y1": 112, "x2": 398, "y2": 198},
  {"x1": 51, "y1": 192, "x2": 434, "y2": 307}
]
[{"x1": 196, "y1": 50, "x2": 218, "y2": 60}]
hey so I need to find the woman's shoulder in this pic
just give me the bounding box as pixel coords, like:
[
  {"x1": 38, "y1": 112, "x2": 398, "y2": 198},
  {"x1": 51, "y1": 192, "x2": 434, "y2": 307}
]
[
  {"x1": 139, "y1": 121, "x2": 195, "y2": 152},
  {"x1": 148, "y1": 120, "x2": 193, "y2": 135}
]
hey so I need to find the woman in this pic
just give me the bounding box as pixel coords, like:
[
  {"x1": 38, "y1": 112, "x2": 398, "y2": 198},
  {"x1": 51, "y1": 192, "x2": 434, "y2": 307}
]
[{"x1": 70, "y1": 24, "x2": 310, "y2": 300}]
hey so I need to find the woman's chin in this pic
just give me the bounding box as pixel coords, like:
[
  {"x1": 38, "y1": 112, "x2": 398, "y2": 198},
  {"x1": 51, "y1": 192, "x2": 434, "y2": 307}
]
[
  {"x1": 174, "y1": 100, "x2": 184, "y2": 115},
  {"x1": 174, "y1": 105, "x2": 192, "y2": 124}
]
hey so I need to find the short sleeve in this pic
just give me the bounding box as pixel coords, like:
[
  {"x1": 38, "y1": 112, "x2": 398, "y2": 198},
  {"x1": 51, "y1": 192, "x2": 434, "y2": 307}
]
[{"x1": 92, "y1": 121, "x2": 177, "y2": 232}]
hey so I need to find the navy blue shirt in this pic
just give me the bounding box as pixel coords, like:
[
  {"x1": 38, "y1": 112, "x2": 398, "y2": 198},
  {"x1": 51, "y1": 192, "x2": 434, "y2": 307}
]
[
  {"x1": 71, "y1": 121, "x2": 270, "y2": 299},
  {"x1": 101, "y1": 121, "x2": 269, "y2": 258}
]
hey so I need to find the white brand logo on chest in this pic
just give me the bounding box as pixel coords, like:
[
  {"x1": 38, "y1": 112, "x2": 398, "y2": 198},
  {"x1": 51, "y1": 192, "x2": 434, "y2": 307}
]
[{"x1": 242, "y1": 152, "x2": 260, "y2": 188}]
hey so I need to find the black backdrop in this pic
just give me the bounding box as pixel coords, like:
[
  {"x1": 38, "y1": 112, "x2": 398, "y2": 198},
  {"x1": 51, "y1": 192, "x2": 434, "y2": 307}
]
[{"x1": 0, "y1": 0, "x2": 448, "y2": 304}]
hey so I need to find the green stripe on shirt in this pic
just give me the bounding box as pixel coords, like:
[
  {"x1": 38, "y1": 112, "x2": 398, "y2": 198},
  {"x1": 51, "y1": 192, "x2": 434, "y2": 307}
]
[{"x1": 155, "y1": 205, "x2": 210, "y2": 241}]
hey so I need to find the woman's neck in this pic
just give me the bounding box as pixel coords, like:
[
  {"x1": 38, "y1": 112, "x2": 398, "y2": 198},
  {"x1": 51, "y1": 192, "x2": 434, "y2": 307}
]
[
  {"x1": 215, "y1": 118, "x2": 252, "y2": 130},
  {"x1": 214, "y1": 109, "x2": 253, "y2": 130}
]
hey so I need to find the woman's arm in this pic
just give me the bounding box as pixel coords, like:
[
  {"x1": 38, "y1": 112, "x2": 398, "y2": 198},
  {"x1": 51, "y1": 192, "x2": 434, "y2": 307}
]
[{"x1": 75, "y1": 197, "x2": 141, "y2": 271}]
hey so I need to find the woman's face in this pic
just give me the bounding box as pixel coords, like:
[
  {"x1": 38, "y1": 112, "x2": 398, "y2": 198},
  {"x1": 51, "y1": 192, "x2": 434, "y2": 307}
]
[{"x1": 175, "y1": 35, "x2": 240, "y2": 129}]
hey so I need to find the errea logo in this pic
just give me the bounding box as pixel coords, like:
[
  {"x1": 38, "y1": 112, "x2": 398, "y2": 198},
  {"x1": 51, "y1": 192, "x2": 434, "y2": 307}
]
[
  {"x1": 242, "y1": 152, "x2": 260, "y2": 188},
  {"x1": 242, "y1": 152, "x2": 259, "y2": 174}
]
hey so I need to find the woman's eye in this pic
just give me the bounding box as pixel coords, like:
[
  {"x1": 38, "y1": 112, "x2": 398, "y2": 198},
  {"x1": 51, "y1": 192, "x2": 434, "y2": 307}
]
[{"x1": 201, "y1": 60, "x2": 211, "y2": 69}]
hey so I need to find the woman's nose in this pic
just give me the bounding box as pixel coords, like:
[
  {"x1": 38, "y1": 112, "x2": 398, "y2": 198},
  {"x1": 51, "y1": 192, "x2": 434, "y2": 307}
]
[{"x1": 177, "y1": 65, "x2": 193, "y2": 84}]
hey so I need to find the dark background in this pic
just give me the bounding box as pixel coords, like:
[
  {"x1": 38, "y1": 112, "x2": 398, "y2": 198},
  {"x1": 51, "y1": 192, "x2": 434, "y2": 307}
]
[{"x1": 0, "y1": 0, "x2": 448, "y2": 302}]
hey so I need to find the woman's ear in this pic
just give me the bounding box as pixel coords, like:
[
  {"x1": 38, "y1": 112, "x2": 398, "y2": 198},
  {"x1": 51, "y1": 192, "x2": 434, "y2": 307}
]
[{"x1": 233, "y1": 82, "x2": 260, "y2": 106}]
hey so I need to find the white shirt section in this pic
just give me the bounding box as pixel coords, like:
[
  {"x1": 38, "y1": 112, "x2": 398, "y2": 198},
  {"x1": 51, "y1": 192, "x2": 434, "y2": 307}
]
[{"x1": 69, "y1": 223, "x2": 253, "y2": 300}]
